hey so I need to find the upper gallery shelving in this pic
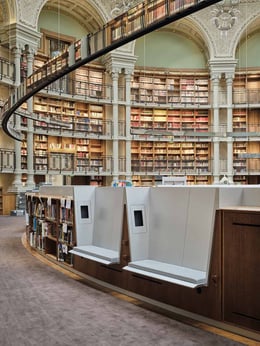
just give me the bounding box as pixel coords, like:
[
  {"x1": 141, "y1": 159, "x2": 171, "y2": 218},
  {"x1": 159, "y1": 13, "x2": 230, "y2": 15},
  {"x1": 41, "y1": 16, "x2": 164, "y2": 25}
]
[{"x1": 1, "y1": 0, "x2": 222, "y2": 140}]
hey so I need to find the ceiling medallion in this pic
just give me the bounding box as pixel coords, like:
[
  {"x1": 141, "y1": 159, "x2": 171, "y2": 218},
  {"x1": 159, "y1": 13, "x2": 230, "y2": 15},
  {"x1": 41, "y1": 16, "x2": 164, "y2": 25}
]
[{"x1": 211, "y1": 0, "x2": 240, "y2": 34}]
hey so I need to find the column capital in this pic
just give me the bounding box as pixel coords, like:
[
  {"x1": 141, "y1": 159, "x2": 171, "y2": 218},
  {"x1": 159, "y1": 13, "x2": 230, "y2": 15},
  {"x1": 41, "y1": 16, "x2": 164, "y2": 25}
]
[
  {"x1": 111, "y1": 69, "x2": 120, "y2": 80},
  {"x1": 12, "y1": 46, "x2": 22, "y2": 56},
  {"x1": 211, "y1": 73, "x2": 221, "y2": 82},
  {"x1": 124, "y1": 68, "x2": 134, "y2": 76},
  {"x1": 25, "y1": 46, "x2": 35, "y2": 61},
  {"x1": 225, "y1": 72, "x2": 234, "y2": 84}
]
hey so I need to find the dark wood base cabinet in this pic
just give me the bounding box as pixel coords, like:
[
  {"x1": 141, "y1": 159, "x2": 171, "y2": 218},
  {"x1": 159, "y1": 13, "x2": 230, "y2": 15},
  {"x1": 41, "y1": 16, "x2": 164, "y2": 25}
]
[
  {"x1": 74, "y1": 211, "x2": 222, "y2": 321},
  {"x1": 222, "y1": 209, "x2": 260, "y2": 332}
]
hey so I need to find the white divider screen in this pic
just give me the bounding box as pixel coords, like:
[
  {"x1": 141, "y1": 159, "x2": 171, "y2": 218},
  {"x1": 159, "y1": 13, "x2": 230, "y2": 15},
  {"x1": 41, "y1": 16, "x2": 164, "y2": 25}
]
[
  {"x1": 218, "y1": 186, "x2": 243, "y2": 208},
  {"x1": 93, "y1": 187, "x2": 124, "y2": 252},
  {"x1": 126, "y1": 187, "x2": 150, "y2": 261},
  {"x1": 241, "y1": 186, "x2": 260, "y2": 206},
  {"x1": 149, "y1": 187, "x2": 190, "y2": 265},
  {"x1": 183, "y1": 186, "x2": 218, "y2": 273},
  {"x1": 73, "y1": 185, "x2": 96, "y2": 246}
]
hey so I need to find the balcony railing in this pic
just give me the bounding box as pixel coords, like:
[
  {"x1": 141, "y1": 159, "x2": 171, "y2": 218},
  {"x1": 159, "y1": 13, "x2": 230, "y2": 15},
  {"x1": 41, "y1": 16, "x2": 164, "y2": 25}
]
[
  {"x1": 0, "y1": 58, "x2": 15, "y2": 83},
  {"x1": 0, "y1": 149, "x2": 15, "y2": 171}
]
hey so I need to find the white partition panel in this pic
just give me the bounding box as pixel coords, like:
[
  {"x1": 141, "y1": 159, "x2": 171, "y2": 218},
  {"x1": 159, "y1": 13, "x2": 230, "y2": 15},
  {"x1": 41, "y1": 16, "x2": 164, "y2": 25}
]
[
  {"x1": 93, "y1": 187, "x2": 124, "y2": 251},
  {"x1": 219, "y1": 186, "x2": 243, "y2": 208},
  {"x1": 125, "y1": 187, "x2": 150, "y2": 261},
  {"x1": 149, "y1": 187, "x2": 190, "y2": 264},
  {"x1": 182, "y1": 187, "x2": 218, "y2": 273},
  {"x1": 73, "y1": 185, "x2": 96, "y2": 246},
  {"x1": 242, "y1": 186, "x2": 260, "y2": 206},
  {"x1": 124, "y1": 186, "x2": 218, "y2": 288}
]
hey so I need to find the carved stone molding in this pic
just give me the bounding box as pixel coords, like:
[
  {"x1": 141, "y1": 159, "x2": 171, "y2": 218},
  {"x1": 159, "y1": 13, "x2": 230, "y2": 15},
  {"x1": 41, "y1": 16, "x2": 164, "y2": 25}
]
[
  {"x1": 211, "y1": 0, "x2": 240, "y2": 32},
  {"x1": 109, "y1": 0, "x2": 142, "y2": 17},
  {"x1": 192, "y1": 0, "x2": 260, "y2": 59},
  {"x1": 17, "y1": 0, "x2": 45, "y2": 29}
]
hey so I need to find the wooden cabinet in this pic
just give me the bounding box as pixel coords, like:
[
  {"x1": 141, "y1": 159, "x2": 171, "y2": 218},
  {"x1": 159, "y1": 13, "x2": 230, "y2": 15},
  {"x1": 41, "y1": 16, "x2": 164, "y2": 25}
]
[
  {"x1": 0, "y1": 188, "x2": 16, "y2": 215},
  {"x1": 3, "y1": 194, "x2": 16, "y2": 215},
  {"x1": 222, "y1": 209, "x2": 260, "y2": 332}
]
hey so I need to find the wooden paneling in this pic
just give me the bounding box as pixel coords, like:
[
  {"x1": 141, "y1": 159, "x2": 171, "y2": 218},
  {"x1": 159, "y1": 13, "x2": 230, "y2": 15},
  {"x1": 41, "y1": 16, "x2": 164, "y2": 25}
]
[
  {"x1": 222, "y1": 210, "x2": 260, "y2": 332},
  {"x1": 74, "y1": 210, "x2": 222, "y2": 321},
  {"x1": 3, "y1": 193, "x2": 16, "y2": 215}
]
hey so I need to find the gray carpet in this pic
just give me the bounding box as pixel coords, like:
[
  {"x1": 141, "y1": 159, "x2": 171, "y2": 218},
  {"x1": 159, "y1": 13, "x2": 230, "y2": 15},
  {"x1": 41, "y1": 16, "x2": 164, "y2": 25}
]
[{"x1": 0, "y1": 216, "x2": 246, "y2": 346}]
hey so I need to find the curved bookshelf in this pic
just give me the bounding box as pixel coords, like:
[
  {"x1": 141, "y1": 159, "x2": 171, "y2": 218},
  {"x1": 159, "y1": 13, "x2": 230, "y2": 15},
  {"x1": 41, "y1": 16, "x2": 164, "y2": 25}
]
[{"x1": 1, "y1": 0, "x2": 221, "y2": 140}]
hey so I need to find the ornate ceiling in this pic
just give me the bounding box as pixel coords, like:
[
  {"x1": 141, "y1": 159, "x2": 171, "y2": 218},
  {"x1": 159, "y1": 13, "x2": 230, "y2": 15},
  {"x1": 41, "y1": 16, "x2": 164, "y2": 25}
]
[
  {"x1": 0, "y1": 0, "x2": 259, "y2": 58},
  {"x1": 42, "y1": 0, "x2": 144, "y2": 32},
  {"x1": 43, "y1": 0, "x2": 105, "y2": 33}
]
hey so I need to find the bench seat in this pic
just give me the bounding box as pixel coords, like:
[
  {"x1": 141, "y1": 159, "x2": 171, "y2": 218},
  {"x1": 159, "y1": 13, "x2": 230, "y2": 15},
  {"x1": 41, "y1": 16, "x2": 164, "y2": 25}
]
[
  {"x1": 124, "y1": 259, "x2": 207, "y2": 288},
  {"x1": 70, "y1": 245, "x2": 119, "y2": 265}
]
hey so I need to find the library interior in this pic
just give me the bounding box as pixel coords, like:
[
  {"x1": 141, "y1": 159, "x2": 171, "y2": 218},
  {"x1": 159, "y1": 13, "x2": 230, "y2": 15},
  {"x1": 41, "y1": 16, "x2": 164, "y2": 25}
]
[{"x1": 0, "y1": 0, "x2": 260, "y2": 344}]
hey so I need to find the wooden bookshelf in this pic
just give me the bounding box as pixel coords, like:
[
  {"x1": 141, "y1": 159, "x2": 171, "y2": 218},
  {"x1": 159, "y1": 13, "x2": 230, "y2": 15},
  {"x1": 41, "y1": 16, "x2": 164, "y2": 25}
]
[
  {"x1": 21, "y1": 139, "x2": 27, "y2": 170},
  {"x1": 131, "y1": 141, "x2": 210, "y2": 184},
  {"x1": 248, "y1": 142, "x2": 260, "y2": 172},
  {"x1": 26, "y1": 192, "x2": 75, "y2": 265},
  {"x1": 233, "y1": 141, "x2": 247, "y2": 174},
  {"x1": 233, "y1": 109, "x2": 247, "y2": 132},
  {"x1": 131, "y1": 70, "x2": 209, "y2": 105},
  {"x1": 131, "y1": 107, "x2": 209, "y2": 132},
  {"x1": 248, "y1": 109, "x2": 260, "y2": 132},
  {"x1": 74, "y1": 65, "x2": 104, "y2": 98},
  {"x1": 34, "y1": 134, "x2": 48, "y2": 171},
  {"x1": 233, "y1": 72, "x2": 260, "y2": 104},
  {"x1": 58, "y1": 197, "x2": 74, "y2": 264}
]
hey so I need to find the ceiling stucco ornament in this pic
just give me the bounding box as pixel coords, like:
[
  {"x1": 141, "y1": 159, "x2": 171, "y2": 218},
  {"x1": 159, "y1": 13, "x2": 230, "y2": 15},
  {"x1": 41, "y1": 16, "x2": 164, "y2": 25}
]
[
  {"x1": 192, "y1": 0, "x2": 260, "y2": 60},
  {"x1": 17, "y1": 0, "x2": 45, "y2": 28},
  {"x1": 110, "y1": 0, "x2": 143, "y2": 17},
  {"x1": 211, "y1": 0, "x2": 240, "y2": 34}
]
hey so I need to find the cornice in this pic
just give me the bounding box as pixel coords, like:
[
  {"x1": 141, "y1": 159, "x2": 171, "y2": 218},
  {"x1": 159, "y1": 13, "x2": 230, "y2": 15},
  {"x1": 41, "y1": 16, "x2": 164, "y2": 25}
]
[
  {"x1": 2, "y1": 22, "x2": 41, "y2": 50},
  {"x1": 103, "y1": 49, "x2": 137, "y2": 74}
]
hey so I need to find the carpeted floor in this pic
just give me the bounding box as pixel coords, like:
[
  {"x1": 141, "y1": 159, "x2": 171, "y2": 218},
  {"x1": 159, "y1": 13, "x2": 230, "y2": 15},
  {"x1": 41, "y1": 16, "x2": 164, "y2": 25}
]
[{"x1": 0, "y1": 216, "x2": 253, "y2": 346}]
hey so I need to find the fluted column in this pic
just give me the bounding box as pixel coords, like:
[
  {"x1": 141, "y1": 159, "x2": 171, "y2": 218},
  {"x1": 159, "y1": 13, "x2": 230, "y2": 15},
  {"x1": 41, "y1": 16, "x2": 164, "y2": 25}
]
[
  {"x1": 25, "y1": 47, "x2": 35, "y2": 189},
  {"x1": 10, "y1": 47, "x2": 23, "y2": 192},
  {"x1": 211, "y1": 73, "x2": 221, "y2": 184},
  {"x1": 112, "y1": 69, "x2": 119, "y2": 182},
  {"x1": 226, "y1": 73, "x2": 234, "y2": 183},
  {"x1": 124, "y1": 69, "x2": 132, "y2": 181}
]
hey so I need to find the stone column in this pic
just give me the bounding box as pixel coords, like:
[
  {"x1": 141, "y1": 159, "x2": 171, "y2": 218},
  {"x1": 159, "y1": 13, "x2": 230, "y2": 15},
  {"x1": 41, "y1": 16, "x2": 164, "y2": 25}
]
[
  {"x1": 25, "y1": 47, "x2": 35, "y2": 189},
  {"x1": 112, "y1": 69, "x2": 120, "y2": 182},
  {"x1": 211, "y1": 73, "x2": 221, "y2": 184},
  {"x1": 124, "y1": 69, "x2": 132, "y2": 181},
  {"x1": 10, "y1": 47, "x2": 23, "y2": 192},
  {"x1": 226, "y1": 73, "x2": 234, "y2": 184}
]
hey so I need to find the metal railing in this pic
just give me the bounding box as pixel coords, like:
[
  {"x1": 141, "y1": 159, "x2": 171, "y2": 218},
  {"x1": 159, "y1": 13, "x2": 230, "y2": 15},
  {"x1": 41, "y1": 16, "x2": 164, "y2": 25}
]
[{"x1": 1, "y1": 0, "x2": 222, "y2": 140}]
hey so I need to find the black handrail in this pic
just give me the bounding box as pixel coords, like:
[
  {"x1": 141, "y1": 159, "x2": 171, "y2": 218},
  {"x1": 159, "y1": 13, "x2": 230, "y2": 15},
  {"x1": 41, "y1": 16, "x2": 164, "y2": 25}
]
[{"x1": 1, "y1": 0, "x2": 222, "y2": 140}]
